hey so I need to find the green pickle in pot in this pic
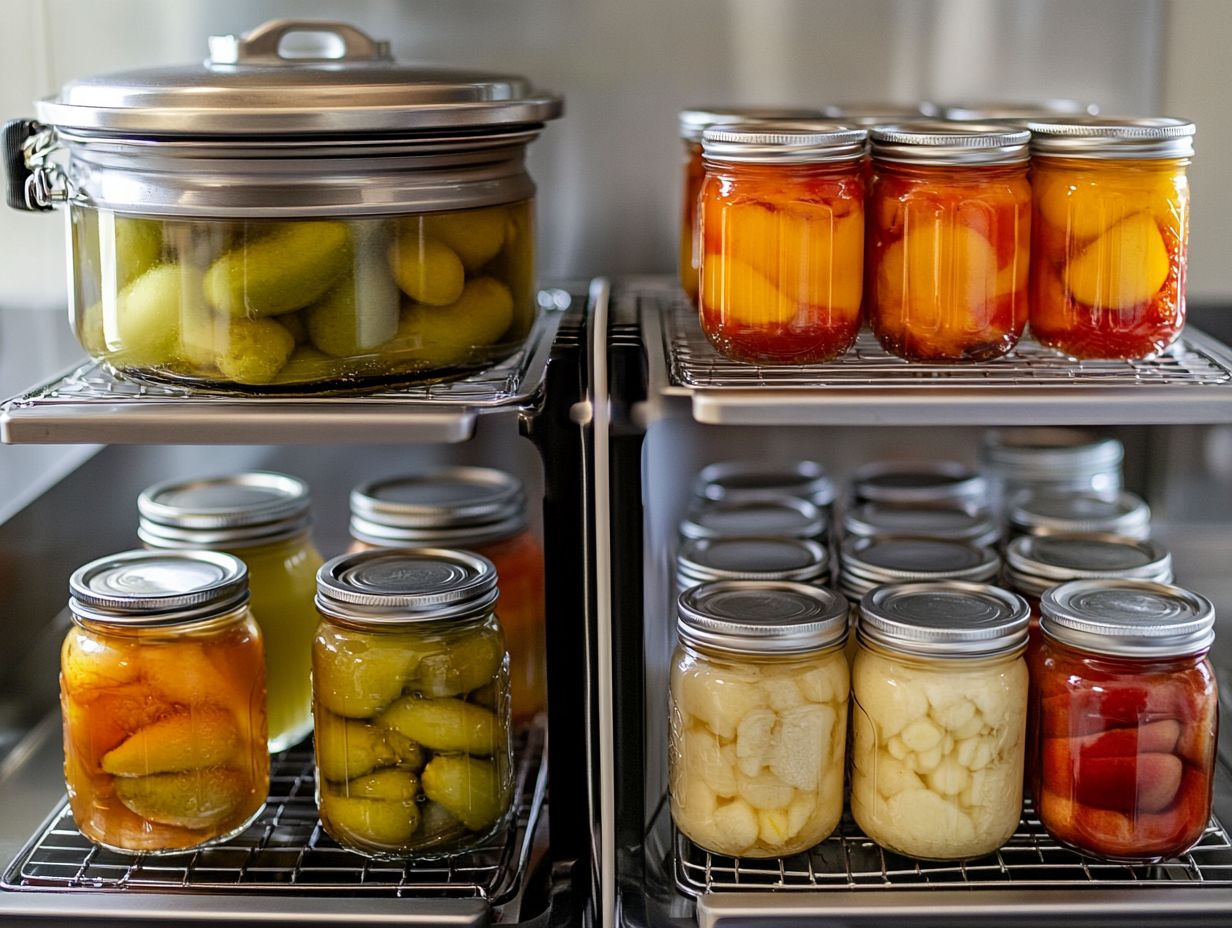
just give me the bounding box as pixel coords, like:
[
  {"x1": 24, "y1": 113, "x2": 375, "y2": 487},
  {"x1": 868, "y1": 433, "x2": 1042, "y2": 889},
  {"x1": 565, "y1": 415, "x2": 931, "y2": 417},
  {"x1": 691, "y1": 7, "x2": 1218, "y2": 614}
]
[
  {"x1": 313, "y1": 628, "x2": 425, "y2": 718},
  {"x1": 382, "y1": 278, "x2": 514, "y2": 371},
  {"x1": 421, "y1": 206, "x2": 508, "y2": 272},
  {"x1": 215, "y1": 317, "x2": 296, "y2": 385},
  {"x1": 305, "y1": 269, "x2": 400, "y2": 358},
  {"x1": 321, "y1": 795, "x2": 421, "y2": 848},
  {"x1": 339, "y1": 768, "x2": 420, "y2": 801},
  {"x1": 388, "y1": 232, "x2": 465, "y2": 306},
  {"x1": 91, "y1": 263, "x2": 196, "y2": 367},
  {"x1": 378, "y1": 696, "x2": 501, "y2": 756},
  {"x1": 314, "y1": 711, "x2": 407, "y2": 782},
  {"x1": 421, "y1": 755, "x2": 508, "y2": 832}
]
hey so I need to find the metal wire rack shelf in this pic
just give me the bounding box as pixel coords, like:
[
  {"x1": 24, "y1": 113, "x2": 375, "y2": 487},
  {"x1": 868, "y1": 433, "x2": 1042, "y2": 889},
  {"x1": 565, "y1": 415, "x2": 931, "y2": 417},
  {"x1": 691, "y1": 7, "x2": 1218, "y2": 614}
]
[{"x1": 2, "y1": 724, "x2": 546, "y2": 902}]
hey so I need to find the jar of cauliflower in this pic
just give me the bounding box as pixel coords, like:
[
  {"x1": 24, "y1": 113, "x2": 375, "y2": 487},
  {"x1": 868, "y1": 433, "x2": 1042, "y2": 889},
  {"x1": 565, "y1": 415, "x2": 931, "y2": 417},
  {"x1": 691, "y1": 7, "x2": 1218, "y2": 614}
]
[
  {"x1": 669, "y1": 580, "x2": 850, "y2": 859},
  {"x1": 851, "y1": 581, "x2": 1029, "y2": 860}
]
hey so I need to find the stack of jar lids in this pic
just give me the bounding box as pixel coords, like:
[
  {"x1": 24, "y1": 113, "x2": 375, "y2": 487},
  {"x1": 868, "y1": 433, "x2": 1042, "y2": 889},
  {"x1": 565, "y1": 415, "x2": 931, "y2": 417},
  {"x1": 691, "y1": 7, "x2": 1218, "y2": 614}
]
[
  {"x1": 692, "y1": 459, "x2": 836, "y2": 512},
  {"x1": 679, "y1": 494, "x2": 827, "y2": 542},
  {"x1": 849, "y1": 461, "x2": 987, "y2": 507},
  {"x1": 676, "y1": 536, "x2": 829, "y2": 591},
  {"x1": 982, "y1": 428, "x2": 1123, "y2": 498},
  {"x1": 840, "y1": 535, "x2": 999, "y2": 600},
  {"x1": 1008, "y1": 489, "x2": 1150, "y2": 539},
  {"x1": 842, "y1": 501, "x2": 1000, "y2": 548},
  {"x1": 1005, "y1": 533, "x2": 1172, "y2": 597}
]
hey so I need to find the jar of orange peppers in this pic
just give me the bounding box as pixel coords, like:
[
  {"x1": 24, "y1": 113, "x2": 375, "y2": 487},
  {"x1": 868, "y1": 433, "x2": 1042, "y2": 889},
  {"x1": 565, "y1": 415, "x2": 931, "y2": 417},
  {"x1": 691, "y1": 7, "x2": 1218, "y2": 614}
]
[
  {"x1": 1028, "y1": 117, "x2": 1195, "y2": 359},
  {"x1": 677, "y1": 107, "x2": 825, "y2": 305},
  {"x1": 698, "y1": 121, "x2": 868, "y2": 364},
  {"x1": 869, "y1": 123, "x2": 1031, "y2": 361},
  {"x1": 349, "y1": 468, "x2": 545, "y2": 724}
]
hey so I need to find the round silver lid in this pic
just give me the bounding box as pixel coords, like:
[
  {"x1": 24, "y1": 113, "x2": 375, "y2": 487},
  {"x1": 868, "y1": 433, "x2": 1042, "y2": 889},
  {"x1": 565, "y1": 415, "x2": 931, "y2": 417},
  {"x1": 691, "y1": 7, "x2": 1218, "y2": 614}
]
[
  {"x1": 315, "y1": 548, "x2": 498, "y2": 625},
  {"x1": 680, "y1": 496, "x2": 827, "y2": 542},
  {"x1": 677, "y1": 580, "x2": 848, "y2": 655},
  {"x1": 69, "y1": 550, "x2": 249, "y2": 626},
  {"x1": 821, "y1": 101, "x2": 939, "y2": 124},
  {"x1": 1028, "y1": 116, "x2": 1195, "y2": 160},
  {"x1": 871, "y1": 121, "x2": 1030, "y2": 165},
  {"x1": 349, "y1": 468, "x2": 527, "y2": 548},
  {"x1": 1009, "y1": 490, "x2": 1150, "y2": 538},
  {"x1": 677, "y1": 536, "x2": 829, "y2": 587},
  {"x1": 851, "y1": 460, "x2": 987, "y2": 506},
  {"x1": 678, "y1": 106, "x2": 826, "y2": 142},
  {"x1": 982, "y1": 429, "x2": 1123, "y2": 480},
  {"x1": 940, "y1": 99, "x2": 1099, "y2": 122},
  {"x1": 693, "y1": 459, "x2": 836, "y2": 508},
  {"x1": 138, "y1": 471, "x2": 311, "y2": 548},
  {"x1": 1040, "y1": 579, "x2": 1215, "y2": 658},
  {"x1": 843, "y1": 502, "x2": 1000, "y2": 546},
  {"x1": 36, "y1": 19, "x2": 563, "y2": 136},
  {"x1": 858, "y1": 581, "x2": 1029, "y2": 658},
  {"x1": 701, "y1": 121, "x2": 867, "y2": 164},
  {"x1": 841, "y1": 536, "x2": 999, "y2": 588},
  {"x1": 1006, "y1": 534, "x2": 1172, "y2": 598}
]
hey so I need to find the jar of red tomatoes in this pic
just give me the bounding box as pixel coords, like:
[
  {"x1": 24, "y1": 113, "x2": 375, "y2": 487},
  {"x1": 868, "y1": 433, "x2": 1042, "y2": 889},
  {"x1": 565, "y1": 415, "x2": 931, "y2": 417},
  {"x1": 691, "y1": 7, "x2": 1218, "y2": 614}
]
[
  {"x1": 678, "y1": 108, "x2": 825, "y2": 306},
  {"x1": 1035, "y1": 579, "x2": 1218, "y2": 862},
  {"x1": 698, "y1": 122, "x2": 867, "y2": 364},
  {"x1": 1028, "y1": 117, "x2": 1195, "y2": 359},
  {"x1": 869, "y1": 123, "x2": 1031, "y2": 361}
]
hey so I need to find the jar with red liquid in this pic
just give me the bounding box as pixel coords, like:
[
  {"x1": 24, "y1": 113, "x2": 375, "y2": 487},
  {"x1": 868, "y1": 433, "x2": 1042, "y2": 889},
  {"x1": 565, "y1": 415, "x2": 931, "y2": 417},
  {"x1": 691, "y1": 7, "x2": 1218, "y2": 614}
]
[
  {"x1": 1035, "y1": 579, "x2": 1218, "y2": 861},
  {"x1": 1028, "y1": 117, "x2": 1195, "y2": 359},
  {"x1": 869, "y1": 123, "x2": 1031, "y2": 361},
  {"x1": 698, "y1": 122, "x2": 867, "y2": 364},
  {"x1": 678, "y1": 108, "x2": 825, "y2": 306}
]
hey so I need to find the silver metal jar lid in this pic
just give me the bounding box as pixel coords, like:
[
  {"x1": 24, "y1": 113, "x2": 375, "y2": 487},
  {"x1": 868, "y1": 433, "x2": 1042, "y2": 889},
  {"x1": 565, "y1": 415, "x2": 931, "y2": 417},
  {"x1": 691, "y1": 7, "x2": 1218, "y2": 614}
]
[
  {"x1": 138, "y1": 472, "x2": 311, "y2": 549},
  {"x1": 858, "y1": 581, "x2": 1029, "y2": 658},
  {"x1": 36, "y1": 19, "x2": 562, "y2": 136},
  {"x1": 350, "y1": 468, "x2": 527, "y2": 549},
  {"x1": 69, "y1": 550, "x2": 249, "y2": 626},
  {"x1": 870, "y1": 121, "x2": 1030, "y2": 165},
  {"x1": 1040, "y1": 579, "x2": 1215, "y2": 658},
  {"x1": 678, "y1": 106, "x2": 827, "y2": 143},
  {"x1": 821, "y1": 101, "x2": 940, "y2": 124},
  {"x1": 1027, "y1": 116, "x2": 1196, "y2": 160},
  {"x1": 693, "y1": 459, "x2": 836, "y2": 508},
  {"x1": 677, "y1": 580, "x2": 849, "y2": 655},
  {"x1": 680, "y1": 495, "x2": 827, "y2": 542},
  {"x1": 315, "y1": 548, "x2": 498, "y2": 625},
  {"x1": 851, "y1": 460, "x2": 987, "y2": 506},
  {"x1": 843, "y1": 501, "x2": 1000, "y2": 548},
  {"x1": 676, "y1": 536, "x2": 830, "y2": 588},
  {"x1": 701, "y1": 121, "x2": 867, "y2": 164},
  {"x1": 840, "y1": 536, "x2": 999, "y2": 598},
  {"x1": 982, "y1": 429, "x2": 1124, "y2": 482},
  {"x1": 1009, "y1": 490, "x2": 1150, "y2": 539},
  {"x1": 1005, "y1": 533, "x2": 1172, "y2": 598},
  {"x1": 939, "y1": 99, "x2": 1099, "y2": 122}
]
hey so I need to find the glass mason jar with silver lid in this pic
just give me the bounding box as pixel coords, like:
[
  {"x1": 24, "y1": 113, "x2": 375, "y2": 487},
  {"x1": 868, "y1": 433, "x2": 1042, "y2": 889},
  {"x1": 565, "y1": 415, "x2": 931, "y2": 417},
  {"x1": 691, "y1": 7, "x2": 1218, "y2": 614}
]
[
  {"x1": 680, "y1": 494, "x2": 828, "y2": 543},
  {"x1": 851, "y1": 581, "x2": 1030, "y2": 860},
  {"x1": 1008, "y1": 489, "x2": 1151, "y2": 540},
  {"x1": 7, "y1": 18, "x2": 562, "y2": 392},
  {"x1": 349, "y1": 467, "x2": 546, "y2": 724},
  {"x1": 839, "y1": 535, "x2": 1000, "y2": 600},
  {"x1": 982, "y1": 428, "x2": 1124, "y2": 507},
  {"x1": 850, "y1": 460, "x2": 988, "y2": 508},
  {"x1": 842, "y1": 500, "x2": 1001, "y2": 548},
  {"x1": 676, "y1": 536, "x2": 830, "y2": 592},
  {"x1": 60, "y1": 550, "x2": 269, "y2": 854},
  {"x1": 669, "y1": 580, "x2": 850, "y2": 858},
  {"x1": 1035, "y1": 580, "x2": 1217, "y2": 862},
  {"x1": 312, "y1": 548, "x2": 513, "y2": 859},
  {"x1": 692, "y1": 459, "x2": 837, "y2": 516},
  {"x1": 139, "y1": 471, "x2": 323, "y2": 752}
]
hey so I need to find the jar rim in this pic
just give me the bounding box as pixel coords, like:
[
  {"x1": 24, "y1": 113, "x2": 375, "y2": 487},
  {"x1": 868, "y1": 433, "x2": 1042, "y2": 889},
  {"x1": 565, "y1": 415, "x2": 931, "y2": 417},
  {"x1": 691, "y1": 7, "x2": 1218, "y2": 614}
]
[
  {"x1": 1028, "y1": 116, "x2": 1195, "y2": 159},
  {"x1": 1040, "y1": 579, "x2": 1215, "y2": 657},
  {"x1": 871, "y1": 121, "x2": 1030, "y2": 165},
  {"x1": 69, "y1": 549, "x2": 250, "y2": 626},
  {"x1": 701, "y1": 120, "x2": 867, "y2": 164},
  {"x1": 677, "y1": 580, "x2": 849, "y2": 655},
  {"x1": 857, "y1": 581, "x2": 1029, "y2": 658}
]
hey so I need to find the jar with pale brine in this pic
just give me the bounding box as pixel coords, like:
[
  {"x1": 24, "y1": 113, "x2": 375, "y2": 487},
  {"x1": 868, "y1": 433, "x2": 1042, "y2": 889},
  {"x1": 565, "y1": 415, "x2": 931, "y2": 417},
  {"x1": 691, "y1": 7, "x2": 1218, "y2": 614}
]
[
  {"x1": 851, "y1": 582, "x2": 1029, "y2": 860},
  {"x1": 312, "y1": 548, "x2": 513, "y2": 858},
  {"x1": 1028, "y1": 118, "x2": 1194, "y2": 360},
  {"x1": 670, "y1": 581, "x2": 850, "y2": 858},
  {"x1": 60, "y1": 551, "x2": 269, "y2": 854}
]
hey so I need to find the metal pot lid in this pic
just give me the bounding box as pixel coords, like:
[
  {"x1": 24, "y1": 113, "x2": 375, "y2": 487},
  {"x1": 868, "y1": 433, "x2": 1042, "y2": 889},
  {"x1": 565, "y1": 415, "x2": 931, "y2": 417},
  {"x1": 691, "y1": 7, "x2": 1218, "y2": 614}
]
[
  {"x1": 842, "y1": 501, "x2": 999, "y2": 545},
  {"x1": 138, "y1": 471, "x2": 311, "y2": 548},
  {"x1": 1009, "y1": 490, "x2": 1150, "y2": 536},
  {"x1": 701, "y1": 121, "x2": 867, "y2": 164},
  {"x1": 315, "y1": 547, "x2": 498, "y2": 625},
  {"x1": 70, "y1": 550, "x2": 249, "y2": 625},
  {"x1": 851, "y1": 460, "x2": 987, "y2": 506},
  {"x1": 680, "y1": 495, "x2": 827, "y2": 541},
  {"x1": 676, "y1": 536, "x2": 829, "y2": 586},
  {"x1": 982, "y1": 429, "x2": 1123, "y2": 477},
  {"x1": 871, "y1": 121, "x2": 1030, "y2": 165},
  {"x1": 1006, "y1": 534, "x2": 1172, "y2": 595},
  {"x1": 1040, "y1": 579, "x2": 1215, "y2": 658},
  {"x1": 693, "y1": 459, "x2": 835, "y2": 508},
  {"x1": 841, "y1": 536, "x2": 999, "y2": 586},
  {"x1": 677, "y1": 580, "x2": 848, "y2": 655},
  {"x1": 858, "y1": 581, "x2": 1029, "y2": 658},
  {"x1": 36, "y1": 19, "x2": 563, "y2": 136},
  {"x1": 678, "y1": 106, "x2": 827, "y2": 142},
  {"x1": 1027, "y1": 116, "x2": 1195, "y2": 160}
]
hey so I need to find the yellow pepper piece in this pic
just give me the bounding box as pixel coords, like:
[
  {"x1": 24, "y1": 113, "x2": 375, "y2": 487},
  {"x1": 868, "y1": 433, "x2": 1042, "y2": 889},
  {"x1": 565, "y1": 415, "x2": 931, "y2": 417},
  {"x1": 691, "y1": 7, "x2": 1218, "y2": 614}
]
[{"x1": 1064, "y1": 212, "x2": 1170, "y2": 309}]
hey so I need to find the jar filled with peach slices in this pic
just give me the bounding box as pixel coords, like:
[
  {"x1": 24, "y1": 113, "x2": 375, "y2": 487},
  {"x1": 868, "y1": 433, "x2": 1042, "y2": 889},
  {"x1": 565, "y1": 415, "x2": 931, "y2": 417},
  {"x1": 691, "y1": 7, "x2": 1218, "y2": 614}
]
[
  {"x1": 1028, "y1": 117, "x2": 1195, "y2": 359},
  {"x1": 869, "y1": 123, "x2": 1031, "y2": 361},
  {"x1": 60, "y1": 550, "x2": 268, "y2": 854},
  {"x1": 698, "y1": 122, "x2": 868, "y2": 364}
]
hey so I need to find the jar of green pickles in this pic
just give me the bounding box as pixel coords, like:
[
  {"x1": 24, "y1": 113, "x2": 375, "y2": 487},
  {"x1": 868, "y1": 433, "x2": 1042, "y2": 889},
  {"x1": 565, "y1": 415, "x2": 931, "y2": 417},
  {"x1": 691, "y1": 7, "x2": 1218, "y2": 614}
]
[
  {"x1": 312, "y1": 548, "x2": 514, "y2": 858},
  {"x1": 138, "y1": 472, "x2": 323, "y2": 751}
]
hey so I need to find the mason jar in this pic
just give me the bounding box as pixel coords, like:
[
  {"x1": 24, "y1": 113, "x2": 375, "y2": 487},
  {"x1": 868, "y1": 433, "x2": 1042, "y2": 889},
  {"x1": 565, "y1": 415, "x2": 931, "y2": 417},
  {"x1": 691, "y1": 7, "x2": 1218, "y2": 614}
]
[
  {"x1": 851, "y1": 581, "x2": 1030, "y2": 860},
  {"x1": 838, "y1": 535, "x2": 1000, "y2": 601},
  {"x1": 676, "y1": 536, "x2": 830, "y2": 593},
  {"x1": 692, "y1": 459, "x2": 837, "y2": 519},
  {"x1": 1028, "y1": 117, "x2": 1195, "y2": 360},
  {"x1": 849, "y1": 460, "x2": 988, "y2": 508},
  {"x1": 841, "y1": 500, "x2": 1001, "y2": 549},
  {"x1": 1035, "y1": 580, "x2": 1218, "y2": 861},
  {"x1": 938, "y1": 100, "x2": 1099, "y2": 122},
  {"x1": 60, "y1": 550, "x2": 268, "y2": 854},
  {"x1": 312, "y1": 548, "x2": 513, "y2": 859},
  {"x1": 1008, "y1": 490, "x2": 1151, "y2": 540},
  {"x1": 680, "y1": 495, "x2": 828, "y2": 544},
  {"x1": 349, "y1": 468, "x2": 545, "y2": 724},
  {"x1": 982, "y1": 428, "x2": 1124, "y2": 509},
  {"x1": 138, "y1": 471, "x2": 322, "y2": 752},
  {"x1": 669, "y1": 581, "x2": 850, "y2": 858}
]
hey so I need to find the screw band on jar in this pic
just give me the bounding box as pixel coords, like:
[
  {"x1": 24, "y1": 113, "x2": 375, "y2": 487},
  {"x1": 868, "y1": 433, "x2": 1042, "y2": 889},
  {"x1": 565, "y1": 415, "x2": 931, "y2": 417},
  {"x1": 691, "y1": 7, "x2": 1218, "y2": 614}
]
[
  {"x1": 138, "y1": 471, "x2": 312, "y2": 548},
  {"x1": 677, "y1": 580, "x2": 849, "y2": 656},
  {"x1": 676, "y1": 535, "x2": 830, "y2": 591},
  {"x1": 693, "y1": 459, "x2": 836, "y2": 510},
  {"x1": 1008, "y1": 489, "x2": 1151, "y2": 539},
  {"x1": 680, "y1": 494, "x2": 828, "y2": 542},
  {"x1": 842, "y1": 500, "x2": 1001, "y2": 548},
  {"x1": 850, "y1": 460, "x2": 987, "y2": 507},
  {"x1": 839, "y1": 535, "x2": 999, "y2": 600},
  {"x1": 1005, "y1": 534, "x2": 1172, "y2": 598}
]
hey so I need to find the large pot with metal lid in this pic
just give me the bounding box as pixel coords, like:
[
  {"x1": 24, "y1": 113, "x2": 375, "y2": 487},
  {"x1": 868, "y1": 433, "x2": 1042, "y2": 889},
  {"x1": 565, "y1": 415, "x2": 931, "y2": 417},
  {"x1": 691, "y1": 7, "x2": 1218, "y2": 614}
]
[{"x1": 3, "y1": 19, "x2": 563, "y2": 392}]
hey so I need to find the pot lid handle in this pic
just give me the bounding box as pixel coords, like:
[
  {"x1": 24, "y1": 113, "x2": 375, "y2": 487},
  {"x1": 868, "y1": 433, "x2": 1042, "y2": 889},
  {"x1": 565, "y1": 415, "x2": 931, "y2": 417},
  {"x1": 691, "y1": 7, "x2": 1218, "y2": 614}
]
[{"x1": 207, "y1": 19, "x2": 393, "y2": 67}]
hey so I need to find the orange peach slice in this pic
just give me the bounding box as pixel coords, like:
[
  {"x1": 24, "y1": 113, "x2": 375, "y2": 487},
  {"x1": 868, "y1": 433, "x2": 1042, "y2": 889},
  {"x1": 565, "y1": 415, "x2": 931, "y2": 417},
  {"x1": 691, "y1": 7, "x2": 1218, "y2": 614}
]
[
  {"x1": 1064, "y1": 212, "x2": 1169, "y2": 310},
  {"x1": 877, "y1": 222, "x2": 998, "y2": 329},
  {"x1": 101, "y1": 706, "x2": 240, "y2": 776}
]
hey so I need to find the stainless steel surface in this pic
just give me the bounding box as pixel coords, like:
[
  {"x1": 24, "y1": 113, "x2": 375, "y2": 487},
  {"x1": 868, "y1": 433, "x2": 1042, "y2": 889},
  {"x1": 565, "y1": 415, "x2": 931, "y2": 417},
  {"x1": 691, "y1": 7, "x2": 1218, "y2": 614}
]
[
  {"x1": 635, "y1": 281, "x2": 1232, "y2": 426},
  {"x1": 0, "y1": 287, "x2": 575, "y2": 445}
]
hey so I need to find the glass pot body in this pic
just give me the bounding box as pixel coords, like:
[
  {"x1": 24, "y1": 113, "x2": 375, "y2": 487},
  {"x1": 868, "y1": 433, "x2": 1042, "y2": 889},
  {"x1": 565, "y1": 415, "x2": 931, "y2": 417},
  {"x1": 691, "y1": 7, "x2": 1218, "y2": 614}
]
[
  {"x1": 697, "y1": 159, "x2": 865, "y2": 365},
  {"x1": 60, "y1": 607, "x2": 269, "y2": 853},
  {"x1": 1029, "y1": 154, "x2": 1189, "y2": 359},
  {"x1": 850, "y1": 640, "x2": 1028, "y2": 859},
  {"x1": 669, "y1": 640, "x2": 849, "y2": 858},
  {"x1": 869, "y1": 161, "x2": 1030, "y2": 361},
  {"x1": 311, "y1": 611, "x2": 514, "y2": 859},
  {"x1": 69, "y1": 199, "x2": 536, "y2": 392},
  {"x1": 679, "y1": 139, "x2": 705, "y2": 304},
  {"x1": 1034, "y1": 636, "x2": 1216, "y2": 861}
]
